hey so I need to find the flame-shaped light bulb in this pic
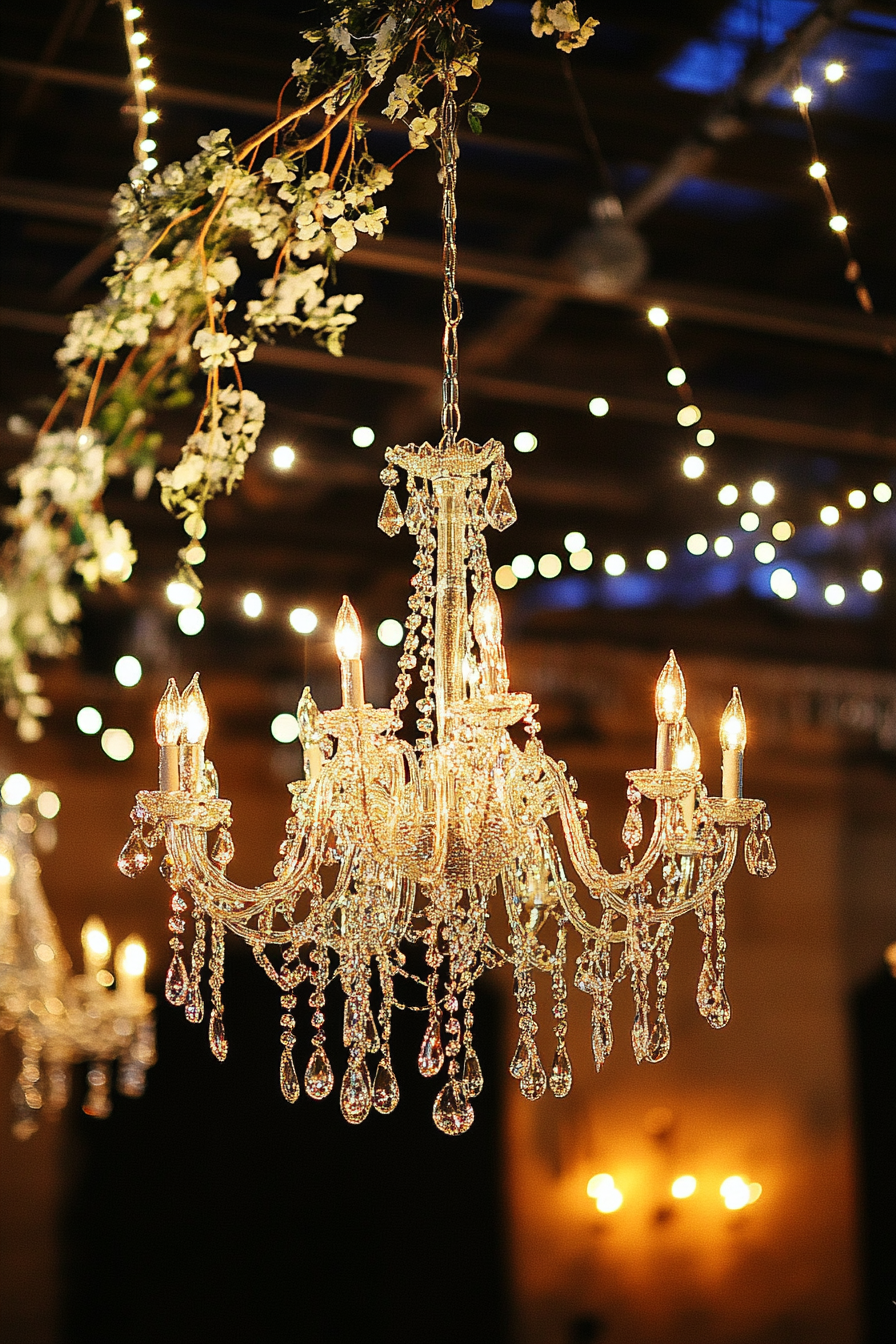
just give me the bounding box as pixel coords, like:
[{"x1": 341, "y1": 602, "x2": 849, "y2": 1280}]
[
  {"x1": 81, "y1": 916, "x2": 111, "y2": 971},
  {"x1": 471, "y1": 575, "x2": 503, "y2": 650},
  {"x1": 154, "y1": 678, "x2": 182, "y2": 745},
  {"x1": 115, "y1": 936, "x2": 147, "y2": 1002},
  {"x1": 655, "y1": 651, "x2": 687, "y2": 723},
  {"x1": 296, "y1": 686, "x2": 321, "y2": 747},
  {"x1": 181, "y1": 674, "x2": 209, "y2": 746},
  {"x1": 334, "y1": 596, "x2": 363, "y2": 662},
  {"x1": 673, "y1": 717, "x2": 701, "y2": 772},
  {"x1": 719, "y1": 688, "x2": 747, "y2": 752}
]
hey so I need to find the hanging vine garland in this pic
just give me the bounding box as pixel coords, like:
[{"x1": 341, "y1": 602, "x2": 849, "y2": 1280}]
[{"x1": 0, "y1": 1, "x2": 596, "y2": 740}]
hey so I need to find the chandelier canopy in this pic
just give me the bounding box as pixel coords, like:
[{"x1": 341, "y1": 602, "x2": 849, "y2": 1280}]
[{"x1": 120, "y1": 79, "x2": 775, "y2": 1134}]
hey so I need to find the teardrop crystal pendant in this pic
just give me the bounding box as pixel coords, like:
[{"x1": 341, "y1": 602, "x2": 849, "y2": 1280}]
[
  {"x1": 509, "y1": 1036, "x2": 529, "y2": 1078},
  {"x1": 305, "y1": 1046, "x2": 334, "y2": 1100},
  {"x1": 212, "y1": 828, "x2": 234, "y2": 868},
  {"x1": 405, "y1": 490, "x2": 425, "y2": 534},
  {"x1": 745, "y1": 825, "x2": 776, "y2": 878},
  {"x1": 377, "y1": 488, "x2": 404, "y2": 536},
  {"x1": 373, "y1": 1058, "x2": 399, "y2": 1114},
  {"x1": 418, "y1": 1015, "x2": 444, "y2": 1078},
  {"x1": 646, "y1": 1015, "x2": 671, "y2": 1063},
  {"x1": 621, "y1": 802, "x2": 643, "y2": 851},
  {"x1": 433, "y1": 1079, "x2": 474, "y2": 1135},
  {"x1": 697, "y1": 963, "x2": 731, "y2": 1028},
  {"x1": 184, "y1": 979, "x2": 204, "y2": 1024},
  {"x1": 520, "y1": 1046, "x2": 547, "y2": 1101},
  {"x1": 340, "y1": 1062, "x2": 372, "y2": 1124},
  {"x1": 549, "y1": 1043, "x2": 573, "y2": 1097},
  {"x1": 462, "y1": 1049, "x2": 484, "y2": 1098},
  {"x1": 117, "y1": 828, "x2": 151, "y2": 878},
  {"x1": 280, "y1": 1049, "x2": 300, "y2": 1103},
  {"x1": 164, "y1": 952, "x2": 187, "y2": 1006},
  {"x1": 209, "y1": 1010, "x2": 228, "y2": 1061},
  {"x1": 486, "y1": 479, "x2": 517, "y2": 531}
]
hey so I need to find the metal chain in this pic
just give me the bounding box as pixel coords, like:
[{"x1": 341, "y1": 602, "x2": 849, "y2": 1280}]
[{"x1": 439, "y1": 79, "x2": 463, "y2": 447}]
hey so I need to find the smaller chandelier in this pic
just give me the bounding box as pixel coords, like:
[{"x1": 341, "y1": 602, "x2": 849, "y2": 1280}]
[
  {"x1": 0, "y1": 774, "x2": 155, "y2": 1139},
  {"x1": 120, "y1": 78, "x2": 775, "y2": 1135}
]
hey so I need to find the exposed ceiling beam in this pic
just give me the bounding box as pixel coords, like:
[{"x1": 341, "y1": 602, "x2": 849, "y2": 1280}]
[
  {"x1": 1, "y1": 178, "x2": 891, "y2": 353},
  {"x1": 623, "y1": 0, "x2": 857, "y2": 224},
  {"x1": 2, "y1": 306, "x2": 891, "y2": 458}
]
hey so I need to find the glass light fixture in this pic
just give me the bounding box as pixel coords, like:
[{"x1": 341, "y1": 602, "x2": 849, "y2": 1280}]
[{"x1": 120, "y1": 79, "x2": 774, "y2": 1135}]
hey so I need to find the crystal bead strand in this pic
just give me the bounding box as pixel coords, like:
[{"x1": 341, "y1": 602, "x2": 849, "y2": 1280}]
[
  {"x1": 164, "y1": 890, "x2": 188, "y2": 1005},
  {"x1": 208, "y1": 920, "x2": 228, "y2": 1061},
  {"x1": 184, "y1": 904, "x2": 206, "y2": 1024},
  {"x1": 373, "y1": 957, "x2": 399, "y2": 1113},
  {"x1": 461, "y1": 985, "x2": 483, "y2": 1097},
  {"x1": 646, "y1": 920, "x2": 673, "y2": 1062},
  {"x1": 549, "y1": 921, "x2": 573, "y2": 1097},
  {"x1": 305, "y1": 940, "x2": 334, "y2": 1099}
]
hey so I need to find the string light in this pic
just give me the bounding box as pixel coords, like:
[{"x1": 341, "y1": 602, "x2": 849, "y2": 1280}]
[
  {"x1": 848, "y1": 489, "x2": 866, "y2": 509},
  {"x1": 770, "y1": 568, "x2": 797, "y2": 599},
  {"x1": 588, "y1": 396, "x2": 609, "y2": 417},
  {"x1": 37, "y1": 790, "x2": 61, "y2": 819},
  {"x1": 513, "y1": 431, "x2": 537, "y2": 453},
  {"x1": 77, "y1": 706, "x2": 103, "y2": 735},
  {"x1": 272, "y1": 444, "x2": 296, "y2": 470},
  {"x1": 682, "y1": 455, "x2": 705, "y2": 479},
  {"x1": 564, "y1": 531, "x2": 586, "y2": 553},
  {"x1": 115, "y1": 655, "x2": 143, "y2": 687},
  {"x1": 289, "y1": 607, "x2": 318, "y2": 634},
  {"x1": 873, "y1": 482, "x2": 892, "y2": 503},
  {"x1": 178, "y1": 607, "x2": 205, "y2": 635},
  {"x1": 604, "y1": 553, "x2": 626, "y2": 576},
  {"x1": 740, "y1": 512, "x2": 760, "y2": 532},
  {"x1": 824, "y1": 583, "x2": 845, "y2": 606},
  {"x1": 861, "y1": 569, "x2": 883, "y2": 593},
  {"x1": 667, "y1": 367, "x2": 686, "y2": 386},
  {"x1": 271, "y1": 713, "x2": 300, "y2": 744},
  {"x1": 771, "y1": 521, "x2": 794, "y2": 542},
  {"x1": 714, "y1": 536, "x2": 734, "y2": 557},
  {"x1": 754, "y1": 542, "x2": 776, "y2": 564},
  {"x1": 647, "y1": 307, "x2": 669, "y2": 327},
  {"x1": 352, "y1": 425, "x2": 375, "y2": 447},
  {"x1": 686, "y1": 533, "x2": 708, "y2": 555},
  {"x1": 511, "y1": 554, "x2": 535, "y2": 580},
  {"x1": 495, "y1": 564, "x2": 517, "y2": 590},
  {"x1": 377, "y1": 618, "x2": 405, "y2": 646},
  {"x1": 793, "y1": 68, "x2": 874, "y2": 314},
  {"x1": 538, "y1": 553, "x2": 562, "y2": 578},
  {"x1": 820, "y1": 505, "x2": 840, "y2": 526},
  {"x1": 118, "y1": 0, "x2": 161, "y2": 172},
  {"x1": 718, "y1": 484, "x2": 739, "y2": 506},
  {"x1": 1, "y1": 774, "x2": 31, "y2": 806},
  {"x1": 646, "y1": 549, "x2": 667, "y2": 570},
  {"x1": 751, "y1": 480, "x2": 775, "y2": 507},
  {"x1": 101, "y1": 728, "x2": 135, "y2": 761},
  {"x1": 677, "y1": 405, "x2": 701, "y2": 427},
  {"x1": 242, "y1": 592, "x2": 263, "y2": 618},
  {"x1": 569, "y1": 548, "x2": 593, "y2": 571},
  {"x1": 167, "y1": 580, "x2": 198, "y2": 607},
  {"x1": 696, "y1": 428, "x2": 715, "y2": 447}
]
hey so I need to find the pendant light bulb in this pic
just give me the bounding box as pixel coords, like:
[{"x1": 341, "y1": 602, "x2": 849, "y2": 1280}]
[
  {"x1": 181, "y1": 674, "x2": 209, "y2": 746},
  {"x1": 155, "y1": 678, "x2": 183, "y2": 745},
  {"x1": 471, "y1": 574, "x2": 503, "y2": 650},
  {"x1": 673, "y1": 717, "x2": 701, "y2": 772}
]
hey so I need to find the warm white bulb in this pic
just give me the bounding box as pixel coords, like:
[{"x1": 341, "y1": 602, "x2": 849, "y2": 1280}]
[
  {"x1": 142, "y1": 109, "x2": 159, "y2": 124},
  {"x1": 511, "y1": 554, "x2": 535, "y2": 580},
  {"x1": 538, "y1": 553, "x2": 562, "y2": 579},
  {"x1": 569, "y1": 548, "x2": 593, "y2": 571},
  {"x1": 820, "y1": 505, "x2": 840, "y2": 526},
  {"x1": 352, "y1": 425, "x2": 375, "y2": 448},
  {"x1": 682, "y1": 455, "x2": 704, "y2": 479},
  {"x1": 564, "y1": 531, "x2": 586, "y2": 553},
  {"x1": 130, "y1": 31, "x2": 148, "y2": 44},
  {"x1": 647, "y1": 306, "x2": 669, "y2": 327},
  {"x1": 271, "y1": 713, "x2": 299, "y2": 744},
  {"x1": 115, "y1": 655, "x2": 142, "y2": 687},
  {"x1": 671, "y1": 1175, "x2": 697, "y2": 1200},
  {"x1": 667, "y1": 367, "x2": 686, "y2": 386},
  {"x1": 714, "y1": 535, "x2": 734, "y2": 557},
  {"x1": 178, "y1": 607, "x2": 205, "y2": 635},
  {"x1": 646, "y1": 549, "x2": 667, "y2": 570},
  {"x1": 290, "y1": 607, "x2": 318, "y2": 635},
  {"x1": 718, "y1": 484, "x2": 739, "y2": 506},
  {"x1": 829, "y1": 214, "x2": 848, "y2": 233},
  {"x1": 119, "y1": 939, "x2": 147, "y2": 976},
  {"x1": 495, "y1": 565, "x2": 517, "y2": 590},
  {"x1": 513, "y1": 431, "x2": 537, "y2": 453},
  {"x1": 740, "y1": 512, "x2": 760, "y2": 532},
  {"x1": 588, "y1": 396, "x2": 609, "y2": 417},
  {"x1": 77, "y1": 706, "x2": 103, "y2": 735},
  {"x1": 770, "y1": 567, "x2": 797, "y2": 599},
  {"x1": 101, "y1": 728, "x2": 135, "y2": 761},
  {"x1": 37, "y1": 790, "x2": 60, "y2": 819},
  {"x1": 686, "y1": 533, "x2": 708, "y2": 555},
  {"x1": 604, "y1": 553, "x2": 625, "y2": 576},
  {"x1": 824, "y1": 583, "x2": 845, "y2": 606},
  {"x1": 696, "y1": 428, "x2": 715, "y2": 447},
  {"x1": 872, "y1": 482, "x2": 892, "y2": 503},
  {"x1": 848, "y1": 489, "x2": 866, "y2": 509},
  {"x1": 754, "y1": 542, "x2": 776, "y2": 564},
  {"x1": 808, "y1": 161, "x2": 827, "y2": 179},
  {"x1": 272, "y1": 444, "x2": 295, "y2": 470},
  {"x1": 751, "y1": 480, "x2": 775, "y2": 506},
  {"x1": 677, "y1": 405, "x2": 701, "y2": 427},
  {"x1": 825, "y1": 62, "x2": 844, "y2": 82},
  {"x1": 861, "y1": 569, "x2": 882, "y2": 593},
  {"x1": 792, "y1": 85, "x2": 812, "y2": 105},
  {"x1": 377, "y1": 618, "x2": 405, "y2": 646},
  {"x1": 1, "y1": 773, "x2": 31, "y2": 806},
  {"x1": 242, "y1": 592, "x2": 263, "y2": 618}
]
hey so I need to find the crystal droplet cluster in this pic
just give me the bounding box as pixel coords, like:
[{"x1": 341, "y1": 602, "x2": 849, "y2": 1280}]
[{"x1": 119, "y1": 78, "x2": 774, "y2": 1134}]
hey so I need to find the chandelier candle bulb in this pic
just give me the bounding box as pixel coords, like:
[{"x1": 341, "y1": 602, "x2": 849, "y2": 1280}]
[
  {"x1": 81, "y1": 917, "x2": 111, "y2": 976},
  {"x1": 335, "y1": 597, "x2": 365, "y2": 709},
  {"x1": 297, "y1": 687, "x2": 323, "y2": 781},
  {"x1": 180, "y1": 675, "x2": 210, "y2": 791},
  {"x1": 674, "y1": 718, "x2": 701, "y2": 832},
  {"x1": 720, "y1": 688, "x2": 747, "y2": 799},
  {"x1": 655, "y1": 651, "x2": 687, "y2": 770},
  {"x1": 155, "y1": 678, "x2": 183, "y2": 791},
  {"x1": 115, "y1": 938, "x2": 147, "y2": 1007},
  {"x1": 471, "y1": 574, "x2": 508, "y2": 695}
]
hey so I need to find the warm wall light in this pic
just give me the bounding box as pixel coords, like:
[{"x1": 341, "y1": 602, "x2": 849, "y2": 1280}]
[{"x1": 671, "y1": 1174, "x2": 697, "y2": 1199}]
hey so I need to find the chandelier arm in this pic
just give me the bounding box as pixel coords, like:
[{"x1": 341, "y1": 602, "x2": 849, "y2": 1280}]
[{"x1": 166, "y1": 823, "x2": 324, "y2": 918}]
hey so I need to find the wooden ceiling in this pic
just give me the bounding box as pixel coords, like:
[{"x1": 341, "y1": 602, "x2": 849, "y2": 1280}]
[{"x1": 1, "y1": 0, "x2": 895, "y2": 708}]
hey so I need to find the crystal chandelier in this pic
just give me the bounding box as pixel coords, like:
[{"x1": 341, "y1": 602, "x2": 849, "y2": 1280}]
[
  {"x1": 120, "y1": 79, "x2": 775, "y2": 1135},
  {"x1": 1, "y1": 773, "x2": 155, "y2": 1139}
]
